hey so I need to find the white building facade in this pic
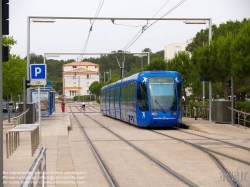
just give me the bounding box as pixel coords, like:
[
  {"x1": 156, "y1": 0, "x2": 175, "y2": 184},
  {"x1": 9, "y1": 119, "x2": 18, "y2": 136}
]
[
  {"x1": 62, "y1": 62, "x2": 99, "y2": 99},
  {"x1": 164, "y1": 43, "x2": 188, "y2": 61}
]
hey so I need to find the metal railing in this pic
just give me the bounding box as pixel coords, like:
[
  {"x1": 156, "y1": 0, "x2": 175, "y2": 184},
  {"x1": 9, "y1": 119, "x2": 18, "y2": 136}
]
[
  {"x1": 21, "y1": 147, "x2": 47, "y2": 187},
  {"x1": 228, "y1": 107, "x2": 250, "y2": 128},
  {"x1": 13, "y1": 108, "x2": 29, "y2": 126},
  {"x1": 182, "y1": 105, "x2": 209, "y2": 120}
]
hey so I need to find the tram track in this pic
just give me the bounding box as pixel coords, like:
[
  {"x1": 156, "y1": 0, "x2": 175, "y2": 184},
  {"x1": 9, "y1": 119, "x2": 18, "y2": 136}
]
[
  {"x1": 69, "y1": 103, "x2": 249, "y2": 187},
  {"x1": 151, "y1": 130, "x2": 245, "y2": 187},
  {"x1": 69, "y1": 104, "x2": 198, "y2": 187},
  {"x1": 69, "y1": 104, "x2": 117, "y2": 187},
  {"x1": 177, "y1": 130, "x2": 250, "y2": 152},
  {"x1": 154, "y1": 129, "x2": 250, "y2": 166}
]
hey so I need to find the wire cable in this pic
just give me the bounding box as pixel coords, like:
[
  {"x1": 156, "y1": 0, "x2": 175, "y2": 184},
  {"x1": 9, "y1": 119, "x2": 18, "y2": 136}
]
[
  {"x1": 78, "y1": 0, "x2": 105, "y2": 61},
  {"x1": 122, "y1": 0, "x2": 186, "y2": 51},
  {"x1": 152, "y1": 0, "x2": 170, "y2": 18}
]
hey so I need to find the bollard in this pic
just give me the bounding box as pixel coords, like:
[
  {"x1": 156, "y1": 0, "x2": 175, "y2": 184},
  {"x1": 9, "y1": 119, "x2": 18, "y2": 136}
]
[{"x1": 193, "y1": 106, "x2": 197, "y2": 120}]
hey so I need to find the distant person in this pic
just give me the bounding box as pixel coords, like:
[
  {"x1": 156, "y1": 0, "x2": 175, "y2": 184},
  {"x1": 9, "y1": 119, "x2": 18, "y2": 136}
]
[
  {"x1": 81, "y1": 101, "x2": 85, "y2": 111},
  {"x1": 61, "y1": 100, "x2": 65, "y2": 112}
]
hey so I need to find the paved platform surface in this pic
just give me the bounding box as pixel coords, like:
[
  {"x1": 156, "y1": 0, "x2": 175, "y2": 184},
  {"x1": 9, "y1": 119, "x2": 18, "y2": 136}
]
[
  {"x1": 182, "y1": 117, "x2": 249, "y2": 135},
  {"x1": 2, "y1": 106, "x2": 249, "y2": 186}
]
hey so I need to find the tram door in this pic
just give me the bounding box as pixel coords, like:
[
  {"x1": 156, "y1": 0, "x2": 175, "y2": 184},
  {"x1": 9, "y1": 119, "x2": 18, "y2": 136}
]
[{"x1": 136, "y1": 82, "x2": 150, "y2": 126}]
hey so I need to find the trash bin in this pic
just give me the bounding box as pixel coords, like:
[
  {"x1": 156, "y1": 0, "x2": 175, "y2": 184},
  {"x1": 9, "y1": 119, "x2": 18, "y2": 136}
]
[
  {"x1": 211, "y1": 100, "x2": 231, "y2": 123},
  {"x1": 193, "y1": 106, "x2": 198, "y2": 120}
]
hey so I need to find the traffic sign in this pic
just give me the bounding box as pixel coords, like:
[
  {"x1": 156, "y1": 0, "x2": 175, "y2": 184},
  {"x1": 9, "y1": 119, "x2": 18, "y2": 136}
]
[{"x1": 30, "y1": 64, "x2": 46, "y2": 80}]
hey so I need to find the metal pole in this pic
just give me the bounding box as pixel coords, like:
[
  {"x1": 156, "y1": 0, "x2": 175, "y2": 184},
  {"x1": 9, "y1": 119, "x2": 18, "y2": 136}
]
[
  {"x1": 208, "y1": 18, "x2": 212, "y2": 122},
  {"x1": 43, "y1": 53, "x2": 46, "y2": 64},
  {"x1": 110, "y1": 69, "x2": 111, "y2": 80},
  {"x1": 78, "y1": 76, "x2": 80, "y2": 101},
  {"x1": 27, "y1": 16, "x2": 31, "y2": 105},
  {"x1": 203, "y1": 82, "x2": 205, "y2": 106},
  {"x1": 0, "y1": 2, "x2": 3, "y2": 184},
  {"x1": 38, "y1": 85, "x2": 42, "y2": 150},
  {"x1": 27, "y1": 16, "x2": 212, "y2": 21},
  {"x1": 122, "y1": 65, "x2": 124, "y2": 79},
  {"x1": 147, "y1": 52, "x2": 150, "y2": 65},
  {"x1": 23, "y1": 77, "x2": 26, "y2": 123},
  {"x1": 141, "y1": 56, "x2": 143, "y2": 69},
  {"x1": 104, "y1": 72, "x2": 105, "y2": 83},
  {"x1": 231, "y1": 76, "x2": 234, "y2": 124},
  {"x1": 63, "y1": 77, "x2": 65, "y2": 99}
]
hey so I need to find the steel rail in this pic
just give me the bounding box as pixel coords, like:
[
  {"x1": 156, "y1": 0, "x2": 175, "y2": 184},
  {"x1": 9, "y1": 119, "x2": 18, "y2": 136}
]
[
  {"x1": 153, "y1": 131, "x2": 242, "y2": 187},
  {"x1": 69, "y1": 105, "x2": 117, "y2": 187},
  {"x1": 177, "y1": 130, "x2": 250, "y2": 152}
]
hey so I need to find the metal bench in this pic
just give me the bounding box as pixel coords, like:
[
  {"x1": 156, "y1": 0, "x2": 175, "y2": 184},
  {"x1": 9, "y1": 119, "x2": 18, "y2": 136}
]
[{"x1": 6, "y1": 124, "x2": 39, "y2": 158}]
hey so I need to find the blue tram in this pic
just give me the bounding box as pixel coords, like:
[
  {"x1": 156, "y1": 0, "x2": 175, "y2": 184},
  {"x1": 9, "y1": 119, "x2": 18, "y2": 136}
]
[{"x1": 100, "y1": 71, "x2": 183, "y2": 127}]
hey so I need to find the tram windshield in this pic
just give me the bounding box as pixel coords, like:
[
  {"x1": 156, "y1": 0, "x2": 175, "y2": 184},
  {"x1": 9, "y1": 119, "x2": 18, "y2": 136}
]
[{"x1": 148, "y1": 77, "x2": 176, "y2": 112}]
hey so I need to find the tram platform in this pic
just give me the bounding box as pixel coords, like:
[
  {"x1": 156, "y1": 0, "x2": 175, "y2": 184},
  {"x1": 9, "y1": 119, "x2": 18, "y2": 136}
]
[
  {"x1": 2, "y1": 105, "x2": 250, "y2": 186},
  {"x1": 182, "y1": 117, "x2": 249, "y2": 137},
  {"x1": 2, "y1": 103, "x2": 83, "y2": 187}
]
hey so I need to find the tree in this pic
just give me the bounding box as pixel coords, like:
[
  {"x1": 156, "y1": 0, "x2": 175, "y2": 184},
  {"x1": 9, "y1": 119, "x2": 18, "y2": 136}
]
[
  {"x1": 230, "y1": 19, "x2": 250, "y2": 100},
  {"x1": 231, "y1": 19, "x2": 250, "y2": 78},
  {"x1": 144, "y1": 57, "x2": 166, "y2": 71},
  {"x1": 166, "y1": 51, "x2": 197, "y2": 93},
  {"x1": 142, "y1": 48, "x2": 152, "y2": 53},
  {"x1": 151, "y1": 50, "x2": 164, "y2": 59},
  {"x1": 89, "y1": 81, "x2": 103, "y2": 97},
  {"x1": 3, "y1": 55, "x2": 26, "y2": 99},
  {"x1": 186, "y1": 19, "x2": 249, "y2": 100},
  {"x1": 2, "y1": 36, "x2": 17, "y2": 47}
]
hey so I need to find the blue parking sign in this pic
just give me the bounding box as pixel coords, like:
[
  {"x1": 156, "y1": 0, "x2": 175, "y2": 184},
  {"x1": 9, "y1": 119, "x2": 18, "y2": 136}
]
[{"x1": 30, "y1": 64, "x2": 46, "y2": 80}]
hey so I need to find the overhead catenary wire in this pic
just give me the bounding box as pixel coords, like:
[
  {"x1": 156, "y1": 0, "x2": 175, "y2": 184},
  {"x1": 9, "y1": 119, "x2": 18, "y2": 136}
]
[
  {"x1": 112, "y1": 0, "x2": 170, "y2": 28},
  {"x1": 78, "y1": 0, "x2": 105, "y2": 61},
  {"x1": 122, "y1": 0, "x2": 186, "y2": 51},
  {"x1": 152, "y1": 0, "x2": 170, "y2": 18}
]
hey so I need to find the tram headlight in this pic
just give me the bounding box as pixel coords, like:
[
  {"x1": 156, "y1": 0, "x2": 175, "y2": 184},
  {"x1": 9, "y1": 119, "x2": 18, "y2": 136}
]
[
  {"x1": 152, "y1": 112, "x2": 158, "y2": 116},
  {"x1": 171, "y1": 111, "x2": 177, "y2": 116}
]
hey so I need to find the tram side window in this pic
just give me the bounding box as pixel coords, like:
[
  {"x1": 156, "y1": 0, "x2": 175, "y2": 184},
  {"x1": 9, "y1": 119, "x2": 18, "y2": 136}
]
[
  {"x1": 125, "y1": 85, "x2": 129, "y2": 109},
  {"x1": 115, "y1": 87, "x2": 120, "y2": 108},
  {"x1": 110, "y1": 88, "x2": 114, "y2": 109},
  {"x1": 137, "y1": 83, "x2": 148, "y2": 110}
]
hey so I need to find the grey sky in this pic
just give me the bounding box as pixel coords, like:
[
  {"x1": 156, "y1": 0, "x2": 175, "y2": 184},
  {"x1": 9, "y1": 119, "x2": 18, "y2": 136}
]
[{"x1": 9, "y1": 0, "x2": 250, "y2": 60}]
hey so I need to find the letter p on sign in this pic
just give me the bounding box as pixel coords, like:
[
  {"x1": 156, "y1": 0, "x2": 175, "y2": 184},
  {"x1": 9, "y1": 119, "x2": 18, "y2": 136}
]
[{"x1": 35, "y1": 67, "x2": 42, "y2": 77}]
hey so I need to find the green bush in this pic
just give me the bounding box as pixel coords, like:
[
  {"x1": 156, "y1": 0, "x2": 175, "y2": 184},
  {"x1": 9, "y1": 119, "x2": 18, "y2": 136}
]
[
  {"x1": 235, "y1": 102, "x2": 250, "y2": 113},
  {"x1": 235, "y1": 102, "x2": 250, "y2": 127},
  {"x1": 73, "y1": 95, "x2": 95, "y2": 102}
]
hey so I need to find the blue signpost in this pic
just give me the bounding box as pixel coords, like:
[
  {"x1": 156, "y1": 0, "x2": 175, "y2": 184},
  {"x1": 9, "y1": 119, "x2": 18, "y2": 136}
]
[{"x1": 30, "y1": 64, "x2": 47, "y2": 151}]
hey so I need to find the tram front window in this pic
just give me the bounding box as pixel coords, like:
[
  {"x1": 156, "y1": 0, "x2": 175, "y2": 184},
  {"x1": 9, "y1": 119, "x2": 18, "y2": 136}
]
[{"x1": 149, "y1": 77, "x2": 176, "y2": 111}]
